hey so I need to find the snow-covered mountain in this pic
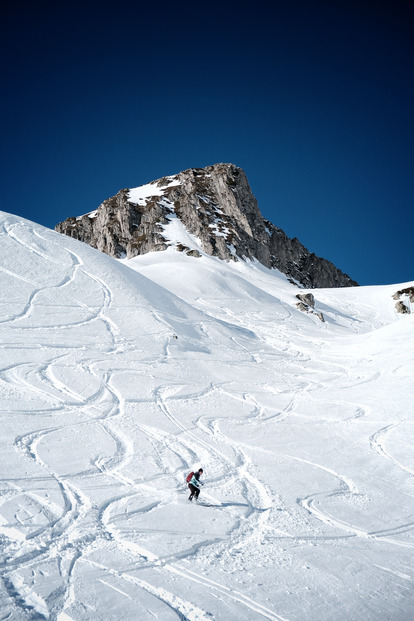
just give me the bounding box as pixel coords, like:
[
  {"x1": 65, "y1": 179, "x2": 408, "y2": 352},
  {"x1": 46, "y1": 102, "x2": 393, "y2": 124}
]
[
  {"x1": 1, "y1": 209, "x2": 413, "y2": 621},
  {"x1": 56, "y1": 163, "x2": 358, "y2": 289}
]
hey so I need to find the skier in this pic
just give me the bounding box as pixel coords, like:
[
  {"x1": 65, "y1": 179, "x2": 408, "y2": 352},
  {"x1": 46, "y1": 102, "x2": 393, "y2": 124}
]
[{"x1": 188, "y1": 468, "x2": 204, "y2": 501}]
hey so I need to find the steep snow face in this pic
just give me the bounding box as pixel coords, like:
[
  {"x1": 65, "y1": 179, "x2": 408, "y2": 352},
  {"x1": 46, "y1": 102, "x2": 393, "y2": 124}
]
[{"x1": 1, "y1": 210, "x2": 413, "y2": 621}]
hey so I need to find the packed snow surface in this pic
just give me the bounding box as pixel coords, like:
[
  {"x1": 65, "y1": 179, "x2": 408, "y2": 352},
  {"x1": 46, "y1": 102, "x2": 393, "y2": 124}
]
[{"x1": 0, "y1": 210, "x2": 413, "y2": 620}]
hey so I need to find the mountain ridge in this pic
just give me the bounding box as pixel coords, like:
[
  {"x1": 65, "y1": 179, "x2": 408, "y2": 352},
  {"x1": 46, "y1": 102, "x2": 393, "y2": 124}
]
[{"x1": 55, "y1": 163, "x2": 358, "y2": 289}]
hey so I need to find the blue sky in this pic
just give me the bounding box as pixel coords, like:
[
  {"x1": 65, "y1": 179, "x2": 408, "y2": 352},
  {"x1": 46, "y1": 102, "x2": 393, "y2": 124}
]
[{"x1": 2, "y1": 1, "x2": 413, "y2": 286}]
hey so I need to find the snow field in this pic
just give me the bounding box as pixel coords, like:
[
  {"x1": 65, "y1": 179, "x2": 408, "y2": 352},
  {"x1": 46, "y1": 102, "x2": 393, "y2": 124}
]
[{"x1": 0, "y1": 211, "x2": 413, "y2": 620}]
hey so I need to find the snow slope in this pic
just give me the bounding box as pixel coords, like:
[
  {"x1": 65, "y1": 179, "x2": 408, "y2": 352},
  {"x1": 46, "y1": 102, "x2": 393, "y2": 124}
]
[{"x1": 0, "y1": 210, "x2": 413, "y2": 620}]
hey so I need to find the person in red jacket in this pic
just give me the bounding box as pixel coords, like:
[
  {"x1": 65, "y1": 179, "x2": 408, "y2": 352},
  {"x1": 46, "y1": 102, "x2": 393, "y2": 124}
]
[{"x1": 188, "y1": 468, "x2": 204, "y2": 501}]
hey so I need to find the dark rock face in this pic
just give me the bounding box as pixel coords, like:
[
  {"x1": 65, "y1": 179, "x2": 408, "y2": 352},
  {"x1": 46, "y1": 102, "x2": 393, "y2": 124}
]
[{"x1": 55, "y1": 163, "x2": 358, "y2": 289}]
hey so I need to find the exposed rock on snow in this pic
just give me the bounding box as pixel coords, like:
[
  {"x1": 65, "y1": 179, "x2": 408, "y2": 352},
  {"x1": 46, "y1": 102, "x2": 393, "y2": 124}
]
[
  {"x1": 296, "y1": 292, "x2": 316, "y2": 308},
  {"x1": 395, "y1": 300, "x2": 411, "y2": 314},
  {"x1": 392, "y1": 286, "x2": 414, "y2": 302},
  {"x1": 55, "y1": 163, "x2": 358, "y2": 289},
  {"x1": 296, "y1": 292, "x2": 325, "y2": 322},
  {"x1": 393, "y1": 286, "x2": 413, "y2": 314}
]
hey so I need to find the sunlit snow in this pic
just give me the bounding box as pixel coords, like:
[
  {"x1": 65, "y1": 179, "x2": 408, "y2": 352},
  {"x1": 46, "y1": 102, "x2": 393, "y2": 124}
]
[
  {"x1": 128, "y1": 177, "x2": 180, "y2": 206},
  {"x1": 0, "y1": 210, "x2": 413, "y2": 620}
]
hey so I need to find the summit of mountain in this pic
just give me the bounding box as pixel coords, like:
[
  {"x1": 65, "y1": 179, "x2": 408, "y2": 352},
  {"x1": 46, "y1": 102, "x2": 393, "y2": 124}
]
[{"x1": 56, "y1": 163, "x2": 357, "y2": 289}]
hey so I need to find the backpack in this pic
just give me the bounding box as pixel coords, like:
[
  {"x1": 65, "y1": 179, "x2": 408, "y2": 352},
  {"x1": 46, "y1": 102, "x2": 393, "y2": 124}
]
[{"x1": 186, "y1": 471, "x2": 194, "y2": 483}]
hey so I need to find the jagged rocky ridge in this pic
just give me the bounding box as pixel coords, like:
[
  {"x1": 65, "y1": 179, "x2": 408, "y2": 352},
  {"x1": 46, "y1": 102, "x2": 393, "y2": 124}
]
[{"x1": 55, "y1": 163, "x2": 358, "y2": 288}]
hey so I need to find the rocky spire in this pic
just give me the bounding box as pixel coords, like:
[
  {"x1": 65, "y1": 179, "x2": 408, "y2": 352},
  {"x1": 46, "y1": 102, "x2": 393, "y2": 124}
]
[{"x1": 55, "y1": 163, "x2": 358, "y2": 288}]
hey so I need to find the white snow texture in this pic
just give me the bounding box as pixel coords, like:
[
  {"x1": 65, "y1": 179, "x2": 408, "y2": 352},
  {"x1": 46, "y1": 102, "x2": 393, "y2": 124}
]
[{"x1": 0, "y1": 209, "x2": 413, "y2": 620}]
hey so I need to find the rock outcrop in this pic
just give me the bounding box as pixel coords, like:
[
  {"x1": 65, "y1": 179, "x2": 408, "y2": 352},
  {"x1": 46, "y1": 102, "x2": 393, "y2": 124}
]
[
  {"x1": 296, "y1": 293, "x2": 316, "y2": 308},
  {"x1": 295, "y1": 293, "x2": 325, "y2": 322},
  {"x1": 55, "y1": 163, "x2": 358, "y2": 289},
  {"x1": 393, "y1": 287, "x2": 413, "y2": 314}
]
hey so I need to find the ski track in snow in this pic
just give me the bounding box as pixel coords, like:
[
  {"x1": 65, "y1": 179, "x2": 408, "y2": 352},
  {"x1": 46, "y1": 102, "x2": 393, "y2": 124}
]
[
  {"x1": 1, "y1": 214, "x2": 413, "y2": 620},
  {"x1": 0, "y1": 227, "x2": 283, "y2": 620},
  {"x1": 370, "y1": 422, "x2": 414, "y2": 477}
]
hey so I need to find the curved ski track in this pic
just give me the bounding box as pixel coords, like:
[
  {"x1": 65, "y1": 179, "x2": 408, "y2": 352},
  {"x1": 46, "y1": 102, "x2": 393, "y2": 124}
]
[
  {"x1": 0, "y1": 224, "x2": 288, "y2": 620},
  {"x1": 0, "y1": 219, "x2": 413, "y2": 619}
]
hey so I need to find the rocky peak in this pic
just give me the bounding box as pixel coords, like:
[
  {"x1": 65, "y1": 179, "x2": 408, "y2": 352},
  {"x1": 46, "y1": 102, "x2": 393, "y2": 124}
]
[{"x1": 55, "y1": 163, "x2": 358, "y2": 288}]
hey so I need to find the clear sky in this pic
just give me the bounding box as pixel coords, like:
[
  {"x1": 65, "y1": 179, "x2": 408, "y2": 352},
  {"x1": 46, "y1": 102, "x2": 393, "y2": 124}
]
[{"x1": 2, "y1": 1, "x2": 413, "y2": 286}]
